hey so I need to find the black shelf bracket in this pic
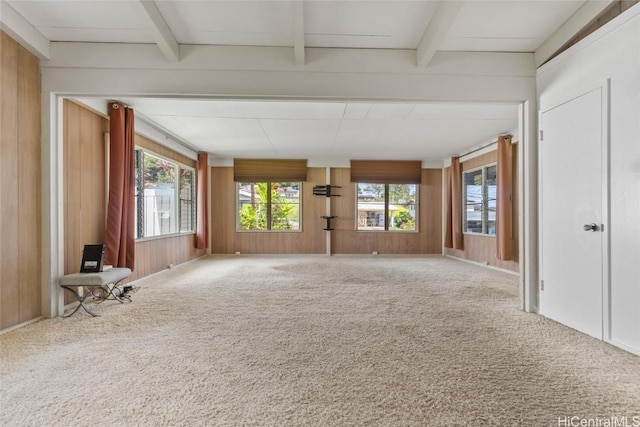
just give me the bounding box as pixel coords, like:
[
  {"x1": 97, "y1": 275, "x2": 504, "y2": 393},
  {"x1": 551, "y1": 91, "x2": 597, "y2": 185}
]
[
  {"x1": 313, "y1": 185, "x2": 341, "y2": 197},
  {"x1": 321, "y1": 215, "x2": 336, "y2": 231}
]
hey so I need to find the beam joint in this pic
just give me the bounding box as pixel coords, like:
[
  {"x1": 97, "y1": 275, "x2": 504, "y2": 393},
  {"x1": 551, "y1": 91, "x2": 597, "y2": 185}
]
[
  {"x1": 293, "y1": 0, "x2": 305, "y2": 66},
  {"x1": 416, "y1": 1, "x2": 464, "y2": 68},
  {"x1": 130, "y1": 0, "x2": 180, "y2": 62}
]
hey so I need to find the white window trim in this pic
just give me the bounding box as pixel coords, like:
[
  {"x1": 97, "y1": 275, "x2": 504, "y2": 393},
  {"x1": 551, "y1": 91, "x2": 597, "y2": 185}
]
[
  {"x1": 354, "y1": 183, "x2": 420, "y2": 233},
  {"x1": 235, "y1": 182, "x2": 303, "y2": 233},
  {"x1": 462, "y1": 162, "x2": 497, "y2": 237},
  {"x1": 135, "y1": 146, "x2": 197, "y2": 240}
]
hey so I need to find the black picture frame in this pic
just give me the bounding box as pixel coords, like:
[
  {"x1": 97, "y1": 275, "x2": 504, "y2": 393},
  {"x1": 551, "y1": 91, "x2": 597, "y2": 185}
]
[{"x1": 80, "y1": 244, "x2": 105, "y2": 273}]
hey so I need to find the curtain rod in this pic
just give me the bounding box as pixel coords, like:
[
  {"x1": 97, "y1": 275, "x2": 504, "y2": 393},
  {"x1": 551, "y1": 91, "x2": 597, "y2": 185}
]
[{"x1": 459, "y1": 134, "x2": 512, "y2": 158}]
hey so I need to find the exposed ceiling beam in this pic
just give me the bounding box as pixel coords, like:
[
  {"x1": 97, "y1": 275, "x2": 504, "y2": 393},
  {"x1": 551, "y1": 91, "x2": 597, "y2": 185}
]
[
  {"x1": 130, "y1": 0, "x2": 180, "y2": 62},
  {"x1": 0, "y1": 0, "x2": 50, "y2": 60},
  {"x1": 535, "y1": 0, "x2": 616, "y2": 67},
  {"x1": 41, "y1": 49, "x2": 535, "y2": 104},
  {"x1": 293, "y1": 0, "x2": 305, "y2": 66},
  {"x1": 416, "y1": 1, "x2": 464, "y2": 68}
]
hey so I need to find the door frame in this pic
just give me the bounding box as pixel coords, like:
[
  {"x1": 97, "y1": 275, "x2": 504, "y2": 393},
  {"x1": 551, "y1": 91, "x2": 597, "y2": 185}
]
[{"x1": 538, "y1": 79, "x2": 611, "y2": 342}]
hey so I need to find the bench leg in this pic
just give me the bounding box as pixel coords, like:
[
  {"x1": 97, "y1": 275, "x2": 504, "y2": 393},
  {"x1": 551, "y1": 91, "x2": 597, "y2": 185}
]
[
  {"x1": 60, "y1": 285, "x2": 99, "y2": 317},
  {"x1": 97, "y1": 278, "x2": 132, "y2": 304}
]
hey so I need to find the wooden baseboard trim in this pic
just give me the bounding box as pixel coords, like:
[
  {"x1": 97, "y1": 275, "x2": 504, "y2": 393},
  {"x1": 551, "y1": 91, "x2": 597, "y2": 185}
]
[{"x1": 0, "y1": 316, "x2": 44, "y2": 335}]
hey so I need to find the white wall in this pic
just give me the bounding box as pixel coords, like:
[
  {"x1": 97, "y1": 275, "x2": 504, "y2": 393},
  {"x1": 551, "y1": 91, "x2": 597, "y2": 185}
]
[{"x1": 537, "y1": 8, "x2": 640, "y2": 354}]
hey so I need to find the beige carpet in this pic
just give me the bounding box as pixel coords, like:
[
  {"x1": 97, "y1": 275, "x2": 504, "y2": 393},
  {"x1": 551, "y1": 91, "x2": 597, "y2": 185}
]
[{"x1": 1, "y1": 256, "x2": 639, "y2": 426}]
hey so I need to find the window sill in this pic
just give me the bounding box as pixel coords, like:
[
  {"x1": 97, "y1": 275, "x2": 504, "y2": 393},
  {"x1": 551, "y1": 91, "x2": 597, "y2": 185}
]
[
  {"x1": 136, "y1": 231, "x2": 196, "y2": 243},
  {"x1": 462, "y1": 232, "x2": 496, "y2": 238},
  {"x1": 236, "y1": 230, "x2": 302, "y2": 233},
  {"x1": 356, "y1": 230, "x2": 420, "y2": 233}
]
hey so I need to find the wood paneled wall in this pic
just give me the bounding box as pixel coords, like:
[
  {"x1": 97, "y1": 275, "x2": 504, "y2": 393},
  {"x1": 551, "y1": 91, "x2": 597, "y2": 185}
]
[
  {"x1": 445, "y1": 147, "x2": 519, "y2": 273},
  {"x1": 0, "y1": 31, "x2": 42, "y2": 330},
  {"x1": 211, "y1": 166, "x2": 441, "y2": 255},
  {"x1": 62, "y1": 101, "x2": 108, "y2": 304},
  {"x1": 331, "y1": 168, "x2": 442, "y2": 254},
  {"x1": 210, "y1": 167, "x2": 327, "y2": 254},
  {"x1": 62, "y1": 102, "x2": 205, "y2": 299},
  {"x1": 129, "y1": 234, "x2": 204, "y2": 282},
  {"x1": 63, "y1": 100, "x2": 108, "y2": 276}
]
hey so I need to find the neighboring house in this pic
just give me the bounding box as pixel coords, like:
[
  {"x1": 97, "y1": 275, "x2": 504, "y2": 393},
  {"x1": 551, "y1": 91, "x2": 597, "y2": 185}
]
[
  {"x1": 357, "y1": 203, "x2": 400, "y2": 229},
  {"x1": 140, "y1": 184, "x2": 176, "y2": 237}
]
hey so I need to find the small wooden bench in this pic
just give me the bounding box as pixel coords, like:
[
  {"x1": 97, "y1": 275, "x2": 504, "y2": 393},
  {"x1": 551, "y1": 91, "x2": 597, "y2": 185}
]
[{"x1": 59, "y1": 268, "x2": 132, "y2": 317}]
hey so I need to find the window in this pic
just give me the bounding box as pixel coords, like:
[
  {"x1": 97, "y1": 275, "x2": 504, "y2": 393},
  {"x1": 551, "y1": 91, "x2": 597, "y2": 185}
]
[
  {"x1": 237, "y1": 182, "x2": 301, "y2": 231},
  {"x1": 135, "y1": 149, "x2": 196, "y2": 239},
  {"x1": 463, "y1": 164, "x2": 496, "y2": 235},
  {"x1": 356, "y1": 183, "x2": 417, "y2": 231}
]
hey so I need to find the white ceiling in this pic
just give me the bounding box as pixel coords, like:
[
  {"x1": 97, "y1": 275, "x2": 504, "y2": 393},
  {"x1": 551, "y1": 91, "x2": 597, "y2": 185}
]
[
  {"x1": 99, "y1": 98, "x2": 518, "y2": 162},
  {"x1": 7, "y1": 1, "x2": 587, "y2": 51},
  {"x1": 6, "y1": 0, "x2": 593, "y2": 162}
]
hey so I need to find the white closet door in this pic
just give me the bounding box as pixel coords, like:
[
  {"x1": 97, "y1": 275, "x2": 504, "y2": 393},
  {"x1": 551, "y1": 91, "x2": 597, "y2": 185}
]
[{"x1": 539, "y1": 87, "x2": 605, "y2": 339}]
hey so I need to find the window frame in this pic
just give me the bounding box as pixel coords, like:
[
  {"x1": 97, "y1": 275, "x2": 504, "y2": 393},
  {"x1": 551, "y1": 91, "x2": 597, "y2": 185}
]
[
  {"x1": 462, "y1": 163, "x2": 497, "y2": 236},
  {"x1": 235, "y1": 182, "x2": 303, "y2": 233},
  {"x1": 134, "y1": 147, "x2": 197, "y2": 241},
  {"x1": 355, "y1": 183, "x2": 419, "y2": 232}
]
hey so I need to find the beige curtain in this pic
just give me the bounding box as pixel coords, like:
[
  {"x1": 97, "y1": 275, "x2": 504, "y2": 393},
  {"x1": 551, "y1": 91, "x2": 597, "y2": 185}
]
[
  {"x1": 104, "y1": 103, "x2": 135, "y2": 270},
  {"x1": 444, "y1": 156, "x2": 463, "y2": 250},
  {"x1": 496, "y1": 135, "x2": 513, "y2": 260},
  {"x1": 196, "y1": 152, "x2": 209, "y2": 250}
]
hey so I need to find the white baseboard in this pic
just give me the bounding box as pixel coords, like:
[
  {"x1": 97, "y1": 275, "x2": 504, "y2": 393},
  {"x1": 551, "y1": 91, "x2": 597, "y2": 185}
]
[
  {"x1": 445, "y1": 254, "x2": 519, "y2": 276},
  {"x1": 605, "y1": 339, "x2": 640, "y2": 357},
  {"x1": 128, "y1": 254, "x2": 209, "y2": 285}
]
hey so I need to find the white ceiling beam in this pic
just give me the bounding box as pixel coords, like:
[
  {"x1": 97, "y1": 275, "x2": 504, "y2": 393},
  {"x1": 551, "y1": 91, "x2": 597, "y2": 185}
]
[
  {"x1": 0, "y1": 0, "x2": 50, "y2": 60},
  {"x1": 293, "y1": 0, "x2": 305, "y2": 66},
  {"x1": 534, "y1": 0, "x2": 616, "y2": 67},
  {"x1": 42, "y1": 50, "x2": 536, "y2": 103},
  {"x1": 130, "y1": 0, "x2": 180, "y2": 62},
  {"x1": 416, "y1": 1, "x2": 464, "y2": 68},
  {"x1": 44, "y1": 43, "x2": 535, "y2": 78}
]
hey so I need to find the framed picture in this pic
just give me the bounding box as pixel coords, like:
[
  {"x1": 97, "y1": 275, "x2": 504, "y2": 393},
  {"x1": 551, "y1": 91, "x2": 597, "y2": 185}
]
[{"x1": 80, "y1": 244, "x2": 105, "y2": 273}]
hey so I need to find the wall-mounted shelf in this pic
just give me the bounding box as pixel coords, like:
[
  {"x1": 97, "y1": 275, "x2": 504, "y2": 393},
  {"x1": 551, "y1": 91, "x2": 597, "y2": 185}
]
[
  {"x1": 321, "y1": 216, "x2": 336, "y2": 231},
  {"x1": 313, "y1": 185, "x2": 341, "y2": 197}
]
